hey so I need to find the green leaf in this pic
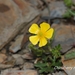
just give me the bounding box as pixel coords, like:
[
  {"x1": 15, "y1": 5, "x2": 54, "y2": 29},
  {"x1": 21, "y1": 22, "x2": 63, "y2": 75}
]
[
  {"x1": 39, "y1": 67, "x2": 54, "y2": 73},
  {"x1": 52, "y1": 60, "x2": 63, "y2": 67},
  {"x1": 63, "y1": 9, "x2": 75, "y2": 18},
  {"x1": 64, "y1": 0, "x2": 73, "y2": 7},
  {"x1": 29, "y1": 44, "x2": 43, "y2": 56},
  {"x1": 51, "y1": 44, "x2": 61, "y2": 58},
  {"x1": 35, "y1": 62, "x2": 47, "y2": 69},
  {"x1": 63, "y1": 10, "x2": 72, "y2": 18},
  {"x1": 42, "y1": 55, "x2": 48, "y2": 62},
  {"x1": 64, "y1": 51, "x2": 75, "y2": 60},
  {"x1": 68, "y1": 9, "x2": 75, "y2": 16},
  {"x1": 50, "y1": 56, "x2": 62, "y2": 67},
  {"x1": 35, "y1": 62, "x2": 53, "y2": 73}
]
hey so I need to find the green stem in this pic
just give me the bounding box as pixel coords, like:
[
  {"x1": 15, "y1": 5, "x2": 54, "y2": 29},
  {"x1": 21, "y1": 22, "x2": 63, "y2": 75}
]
[{"x1": 47, "y1": 40, "x2": 52, "y2": 52}]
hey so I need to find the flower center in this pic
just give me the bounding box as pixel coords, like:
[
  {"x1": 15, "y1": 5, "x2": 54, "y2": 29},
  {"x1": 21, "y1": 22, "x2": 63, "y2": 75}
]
[
  {"x1": 38, "y1": 30, "x2": 44, "y2": 38},
  {"x1": 39, "y1": 32, "x2": 43, "y2": 36}
]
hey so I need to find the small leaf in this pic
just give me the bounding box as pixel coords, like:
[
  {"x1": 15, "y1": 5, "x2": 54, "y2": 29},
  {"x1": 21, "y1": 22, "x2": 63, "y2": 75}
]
[
  {"x1": 52, "y1": 58, "x2": 63, "y2": 67},
  {"x1": 64, "y1": 0, "x2": 73, "y2": 7},
  {"x1": 35, "y1": 62, "x2": 53, "y2": 73},
  {"x1": 35, "y1": 62, "x2": 47, "y2": 69},
  {"x1": 63, "y1": 9, "x2": 75, "y2": 18},
  {"x1": 68, "y1": 9, "x2": 75, "y2": 16},
  {"x1": 51, "y1": 44, "x2": 61, "y2": 58},
  {"x1": 64, "y1": 51, "x2": 75, "y2": 60},
  {"x1": 29, "y1": 44, "x2": 43, "y2": 56}
]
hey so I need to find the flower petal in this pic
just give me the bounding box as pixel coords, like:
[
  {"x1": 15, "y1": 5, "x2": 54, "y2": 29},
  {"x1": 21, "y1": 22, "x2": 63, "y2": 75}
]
[
  {"x1": 29, "y1": 24, "x2": 39, "y2": 34},
  {"x1": 29, "y1": 35, "x2": 39, "y2": 45},
  {"x1": 39, "y1": 37, "x2": 47, "y2": 47},
  {"x1": 45, "y1": 28, "x2": 54, "y2": 39},
  {"x1": 40, "y1": 22, "x2": 50, "y2": 32}
]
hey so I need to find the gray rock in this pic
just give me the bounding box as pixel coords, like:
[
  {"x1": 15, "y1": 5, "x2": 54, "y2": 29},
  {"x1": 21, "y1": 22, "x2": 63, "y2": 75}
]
[
  {"x1": 52, "y1": 23, "x2": 75, "y2": 54},
  {"x1": 41, "y1": 1, "x2": 67, "y2": 25},
  {"x1": 1, "y1": 49, "x2": 7, "y2": 54},
  {"x1": 1, "y1": 67, "x2": 19, "y2": 73},
  {"x1": 27, "y1": 0, "x2": 39, "y2": 7},
  {"x1": 65, "y1": 69, "x2": 75, "y2": 75},
  {"x1": 73, "y1": 16, "x2": 75, "y2": 20},
  {"x1": 1, "y1": 69, "x2": 9, "y2": 75},
  {"x1": 72, "y1": 0, "x2": 75, "y2": 5},
  {"x1": 19, "y1": 49, "x2": 30, "y2": 54},
  {"x1": 48, "y1": 71, "x2": 66, "y2": 75},
  {"x1": 12, "y1": 54, "x2": 21, "y2": 59},
  {"x1": 0, "y1": 64, "x2": 14, "y2": 69},
  {"x1": 41, "y1": 7, "x2": 49, "y2": 16},
  {"x1": 15, "y1": 57, "x2": 24, "y2": 65},
  {"x1": 12, "y1": 54, "x2": 24, "y2": 65},
  {"x1": 23, "y1": 62, "x2": 34, "y2": 70},
  {"x1": 50, "y1": 1, "x2": 67, "y2": 19},
  {"x1": 1, "y1": 69, "x2": 38, "y2": 75},
  {"x1": 0, "y1": 0, "x2": 40, "y2": 50},
  {"x1": 21, "y1": 53, "x2": 33, "y2": 60},
  {"x1": 47, "y1": 74, "x2": 51, "y2": 75},
  {"x1": 9, "y1": 35, "x2": 24, "y2": 53},
  {"x1": 0, "y1": 53, "x2": 7, "y2": 64},
  {"x1": 3, "y1": 56, "x2": 16, "y2": 69},
  {"x1": 52, "y1": 19, "x2": 61, "y2": 24},
  {"x1": 23, "y1": 70, "x2": 38, "y2": 75},
  {"x1": 9, "y1": 67, "x2": 19, "y2": 70}
]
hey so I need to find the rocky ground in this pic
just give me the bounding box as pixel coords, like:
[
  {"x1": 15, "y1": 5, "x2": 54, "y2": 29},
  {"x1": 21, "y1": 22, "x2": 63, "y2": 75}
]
[{"x1": 0, "y1": 0, "x2": 75, "y2": 75}]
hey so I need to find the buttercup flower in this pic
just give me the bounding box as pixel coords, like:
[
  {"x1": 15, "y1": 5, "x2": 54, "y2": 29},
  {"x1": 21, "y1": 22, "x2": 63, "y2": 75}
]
[{"x1": 29, "y1": 22, "x2": 54, "y2": 47}]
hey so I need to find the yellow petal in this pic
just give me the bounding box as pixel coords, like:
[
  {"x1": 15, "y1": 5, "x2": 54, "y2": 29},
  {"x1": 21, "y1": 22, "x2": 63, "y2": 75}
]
[
  {"x1": 39, "y1": 37, "x2": 47, "y2": 47},
  {"x1": 29, "y1": 35, "x2": 39, "y2": 45},
  {"x1": 40, "y1": 22, "x2": 50, "y2": 32},
  {"x1": 29, "y1": 24, "x2": 39, "y2": 34},
  {"x1": 45, "y1": 28, "x2": 54, "y2": 39}
]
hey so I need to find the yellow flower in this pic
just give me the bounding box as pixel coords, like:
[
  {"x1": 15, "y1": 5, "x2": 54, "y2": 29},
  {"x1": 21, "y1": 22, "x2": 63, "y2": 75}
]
[{"x1": 29, "y1": 22, "x2": 54, "y2": 47}]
